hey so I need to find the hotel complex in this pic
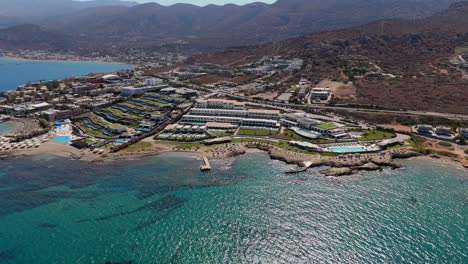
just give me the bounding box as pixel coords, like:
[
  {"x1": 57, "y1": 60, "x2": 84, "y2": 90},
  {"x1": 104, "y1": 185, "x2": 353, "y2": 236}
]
[
  {"x1": 281, "y1": 113, "x2": 348, "y2": 138},
  {"x1": 180, "y1": 99, "x2": 281, "y2": 130}
]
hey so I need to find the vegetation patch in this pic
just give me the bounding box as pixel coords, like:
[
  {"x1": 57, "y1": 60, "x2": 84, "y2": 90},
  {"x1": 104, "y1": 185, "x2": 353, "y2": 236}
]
[
  {"x1": 438, "y1": 141, "x2": 452, "y2": 148},
  {"x1": 407, "y1": 134, "x2": 427, "y2": 148},
  {"x1": 134, "y1": 98, "x2": 169, "y2": 108},
  {"x1": 120, "y1": 102, "x2": 150, "y2": 111},
  {"x1": 231, "y1": 137, "x2": 315, "y2": 154},
  {"x1": 421, "y1": 149, "x2": 459, "y2": 158},
  {"x1": 455, "y1": 47, "x2": 468, "y2": 55},
  {"x1": 76, "y1": 120, "x2": 115, "y2": 139},
  {"x1": 464, "y1": 149, "x2": 468, "y2": 155},
  {"x1": 154, "y1": 140, "x2": 203, "y2": 148},
  {"x1": 237, "y1": 128, "x2": 278, "y2": 136},
  {"x1": 88, "y1": 113, "x2": 126, "y2": 130},
  {"x1": 209, "y1": 131, "x2": 233, "y2": 137},
  {"x1": 273, "y1": 129, "x2": 333, "y2": 143},
  {"x1": 316, "y1": 123, "x2": 338, "y2": 130},
  {"x1": 121, "y1": 141, "x2": 154, "y2": 152},
  {"x1": 106, "y1": 107, "x2": 142, "y2": 121},
  {"x1": 358, "y1": 129, "x2": 396, "y2": 141},
  {"x1": 320, "y1": 152, "x2": 340, "y2": 157}
]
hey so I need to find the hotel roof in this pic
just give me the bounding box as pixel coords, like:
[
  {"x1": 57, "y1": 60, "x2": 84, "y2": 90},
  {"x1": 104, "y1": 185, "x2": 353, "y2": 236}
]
[
  {"x1": 205, "y1": 99, "x2": 245, "y2": 105},
  {"x1": 206, "y1": 122, "x2": 236, "y2": 128},
  {"x1": 247, "y1": 109, "x2": 280, "y2": 114}
]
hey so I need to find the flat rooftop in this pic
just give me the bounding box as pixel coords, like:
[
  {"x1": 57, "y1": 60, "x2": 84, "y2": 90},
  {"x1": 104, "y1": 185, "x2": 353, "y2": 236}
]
[
  {"x1": 206, "y1": 122, "x2": 236, "y2": 128},
  {"x1": 247, "y1": 109, "x2": 280, "y2": 115},
  {"x1": 316, "y1": 123, "x2": 338, "y2": 130}
]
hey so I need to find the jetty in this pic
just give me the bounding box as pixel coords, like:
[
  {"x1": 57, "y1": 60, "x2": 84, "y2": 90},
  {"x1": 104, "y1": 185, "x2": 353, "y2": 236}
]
[{"x1": 200, "y1": 157, "x2": 211, "y2": 171}]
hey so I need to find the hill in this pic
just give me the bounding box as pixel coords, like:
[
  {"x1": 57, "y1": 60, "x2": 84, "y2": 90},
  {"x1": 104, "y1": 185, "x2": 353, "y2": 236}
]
[
  {"x1": 0, "y1": 24, "x2": 76, "y2": 51},
  {"x1": 0, "y1": 0, "x2": 137, "y2": 22},
  {"x1": 191, "y1": 2, "x2": 468, "y2": 114}
]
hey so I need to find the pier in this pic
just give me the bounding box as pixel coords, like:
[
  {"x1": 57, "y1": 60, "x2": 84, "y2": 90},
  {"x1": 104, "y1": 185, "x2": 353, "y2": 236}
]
[{"x1": 200, "y1": 157, "x2": 211, "y2": 171}]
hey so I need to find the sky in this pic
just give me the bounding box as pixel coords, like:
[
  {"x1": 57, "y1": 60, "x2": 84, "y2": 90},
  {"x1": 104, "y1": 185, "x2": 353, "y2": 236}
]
[{"x1": 128, "y1": 0, "x2": 276, "y2": 6}]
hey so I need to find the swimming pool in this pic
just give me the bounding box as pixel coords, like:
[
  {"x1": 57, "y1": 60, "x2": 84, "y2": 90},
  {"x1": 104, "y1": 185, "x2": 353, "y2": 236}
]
[
  {"x1": 53, "y1": 136, "x2": 71, "y2": 143},
  {"x1": 54, "y1": 121, "x2": 69, "y2": 129},
  {"x1": 115, "y1": 138, "x2": 127, "y2": 143},
  {"x1": 328, "y1": 146, "x2": 367, "y2": 153}
]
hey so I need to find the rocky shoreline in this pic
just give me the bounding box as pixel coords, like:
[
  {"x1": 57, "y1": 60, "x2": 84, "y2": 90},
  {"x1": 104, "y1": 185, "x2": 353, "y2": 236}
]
[
  {"x1": 2, "y1": 137, "x2": 458, "y2": 177},
  {"x1": 172, "y1": 141, "x2": 423, "y2": 177}
]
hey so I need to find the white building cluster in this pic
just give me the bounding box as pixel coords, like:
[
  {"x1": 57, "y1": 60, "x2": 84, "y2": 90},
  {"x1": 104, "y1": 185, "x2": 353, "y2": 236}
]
[
  {"x1": 180, "y1": 99, "x2": 281, "y2": 130},
  {"x1": 281, "y1": 113, "x2": 348, "y2": 138}
]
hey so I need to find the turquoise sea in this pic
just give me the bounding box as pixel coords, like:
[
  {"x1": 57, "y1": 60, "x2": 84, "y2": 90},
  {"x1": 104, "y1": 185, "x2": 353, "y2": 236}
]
[
  {"x1": 0, "y1": 153, "x2": 466, "y2": 263},
  {"x1": 0, "y1": 122, "x2": 16, "y2": 135},
  {"x1": 0, "y1": 57, "x2": 130, "y2": 91}
]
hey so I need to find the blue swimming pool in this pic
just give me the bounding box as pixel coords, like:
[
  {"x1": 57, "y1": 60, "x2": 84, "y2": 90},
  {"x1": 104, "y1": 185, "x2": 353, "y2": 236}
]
[
  {"x1": 115, "y1": 139, "x2": 127, "y2": 143},
  {"x1": 329, "y1": 146, "x2": 367, "y2": 153},
  {"x1": 53, "y1": 136, "x2": 71, "y2": 143},
  {"x1": 54, "y1": 121, "x2": 69, "y2": 129}
]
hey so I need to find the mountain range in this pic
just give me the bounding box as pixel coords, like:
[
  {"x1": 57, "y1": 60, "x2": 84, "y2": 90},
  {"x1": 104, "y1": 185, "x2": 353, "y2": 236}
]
[
  {"x1": 0, "y1": 0, "x2": 137, "y2": 22},
  {"x1": 0, "y1": 0, "x2": 462, "y2": 53}
]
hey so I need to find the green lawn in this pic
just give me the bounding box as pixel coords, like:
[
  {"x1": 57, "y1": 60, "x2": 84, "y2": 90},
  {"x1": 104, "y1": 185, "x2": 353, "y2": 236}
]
[
  {"x1": 272, "y1": 129, "x2": 334, "y2": 144},
  {"x1": 120, "y1": 102, "x2": 151, "y2": 111},
  {"x1": 358, "y1": 129, "x2": 396, "y2": 141},
  {"x1": 76, "y1": 120, "x2": 115, "y2": 139},
  {"x1": 106, "y1": 107, "x2": 142, "y2": 121},
  {"x1": 209, "y1": 131, "x2": 234, "y2": 137},
  {"x1": 316, "y1": 123, "x2": 338, "y2": 130},
  {"x1": 149, "y1": 111, "x2": 161, "y2": 117},
  {"x1": 84, "y1": 138, "x2": 96, "y2": 145},
  {"x1": 231, "y1": 138, "x2": 316, "y2": 154},
  {"x1": 88, "y1": 113, "x2": 126, "y2": 130},
  {"x1": 237, "y1": 128, "x2": 278, "y2": 136},
  {"x1": 134, "y1": 98, "x2": 169, "y2": 108}
]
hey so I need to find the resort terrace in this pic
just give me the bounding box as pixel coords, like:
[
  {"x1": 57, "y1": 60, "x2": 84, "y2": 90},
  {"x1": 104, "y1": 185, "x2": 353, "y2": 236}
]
[
  {"x1": 105, "y1": 107, "x2": 143, "y2": 122},
  {"x1": 113, "y1": 103, "x2": 149, "y2": 116},
  {"x1": 134, "y1": 98, "x2": 170, "y2": 108},
  {"x1": 77, "y1": 118, "x2": 115, "y2": 138},
  {"x1": 94, "y1": 109, "x2": 138, "y2": 127},
  {"x1": 144, "y1": 93, "x2": 185, "y2": 104}
]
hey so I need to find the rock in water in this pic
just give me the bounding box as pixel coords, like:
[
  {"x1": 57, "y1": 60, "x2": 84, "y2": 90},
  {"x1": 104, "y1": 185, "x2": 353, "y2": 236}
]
[{"x1": 320, "y1": 168, "x2": 354, "y2": 177}]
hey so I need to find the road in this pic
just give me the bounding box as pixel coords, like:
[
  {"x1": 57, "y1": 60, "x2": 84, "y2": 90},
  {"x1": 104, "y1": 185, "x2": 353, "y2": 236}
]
[{"x1": 216, "y1": 92, "x2": 468, "y2": 121}]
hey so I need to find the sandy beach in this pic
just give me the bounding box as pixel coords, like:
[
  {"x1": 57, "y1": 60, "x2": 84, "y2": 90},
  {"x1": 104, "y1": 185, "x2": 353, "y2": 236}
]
[{"x1": 1, "y1": 132, "x2": 465, "y2": 175}]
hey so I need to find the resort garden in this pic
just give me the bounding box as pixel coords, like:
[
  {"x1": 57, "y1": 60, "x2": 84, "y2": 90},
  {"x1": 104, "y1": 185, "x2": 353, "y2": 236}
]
[{"x1": 75, "y1": 94, "x2": 181, "y2": 139}]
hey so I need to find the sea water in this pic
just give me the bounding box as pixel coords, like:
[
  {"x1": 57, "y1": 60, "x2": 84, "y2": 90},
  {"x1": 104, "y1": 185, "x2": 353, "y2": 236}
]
[
  {"x1": 0, "y1": 122, "x2": 16, "y2": 135},
  {"x1": 0, "y1": 153, "x2": 465, "y2": 263},
  {"x1": 0, "y1": 57, "x2": 130, "y2": 91}
]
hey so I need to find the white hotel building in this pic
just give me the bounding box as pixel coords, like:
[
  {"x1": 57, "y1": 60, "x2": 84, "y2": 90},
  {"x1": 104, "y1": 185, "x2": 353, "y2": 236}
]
[{"x1": 180, "y1": 99, "x2": 281, "y2": 129}]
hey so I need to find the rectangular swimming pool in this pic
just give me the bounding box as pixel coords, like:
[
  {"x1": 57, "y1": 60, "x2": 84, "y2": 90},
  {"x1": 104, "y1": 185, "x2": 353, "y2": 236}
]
[
  {"x1": 53, "y1": 136, "x2": 71, "y2": 143},
  {"x1": 328, "y1": 146, "x2": 367, "y2": 153}
]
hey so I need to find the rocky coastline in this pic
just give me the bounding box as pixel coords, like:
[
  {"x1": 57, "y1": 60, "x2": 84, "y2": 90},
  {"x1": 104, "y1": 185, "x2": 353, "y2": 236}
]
[{"x1": 183, "y1": 141, "x2": 423, "y2": 177}]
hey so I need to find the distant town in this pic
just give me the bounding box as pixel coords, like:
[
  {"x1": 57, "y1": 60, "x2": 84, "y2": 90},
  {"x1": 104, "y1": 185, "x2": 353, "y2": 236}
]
[{"x1": 0, "y1": 54, "x2": 467, "y2": 175}]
